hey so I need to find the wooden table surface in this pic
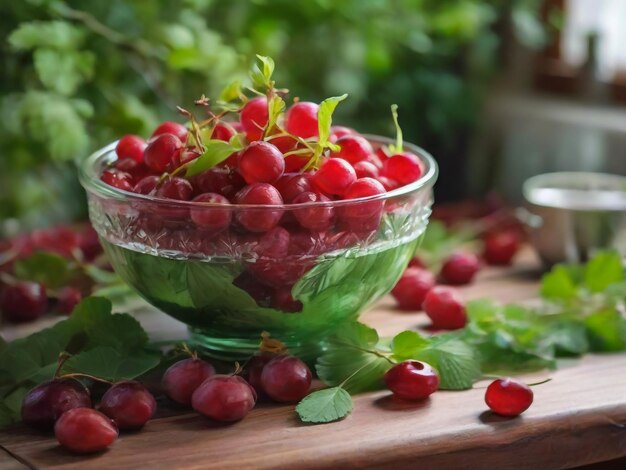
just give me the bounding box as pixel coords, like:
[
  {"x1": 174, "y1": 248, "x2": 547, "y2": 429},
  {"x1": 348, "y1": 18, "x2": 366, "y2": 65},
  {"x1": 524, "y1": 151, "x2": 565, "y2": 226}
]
[{"x1": 2, "y1": 249, "x2": 626, "y2": 470}]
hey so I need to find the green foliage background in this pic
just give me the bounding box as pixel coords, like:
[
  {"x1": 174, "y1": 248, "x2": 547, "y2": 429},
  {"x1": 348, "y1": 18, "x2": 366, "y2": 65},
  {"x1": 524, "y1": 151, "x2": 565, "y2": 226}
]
[{"x1": 0, "y1": 0, "x2": 542, "y2": 235}]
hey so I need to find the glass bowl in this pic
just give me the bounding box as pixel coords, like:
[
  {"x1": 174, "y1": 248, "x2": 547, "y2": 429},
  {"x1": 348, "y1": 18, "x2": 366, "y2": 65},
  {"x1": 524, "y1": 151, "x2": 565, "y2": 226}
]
[{"x1": 79, "y1": 136, "x2": 438, "y2": 360}]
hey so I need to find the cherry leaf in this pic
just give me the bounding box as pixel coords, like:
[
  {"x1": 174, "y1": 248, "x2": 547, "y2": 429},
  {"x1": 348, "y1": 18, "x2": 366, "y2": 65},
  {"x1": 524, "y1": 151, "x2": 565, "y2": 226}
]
[
  {"x1": 265, "y1": 95, "x2": 285, "y2": 137},
  {"x1": 389, "y1": 104, "x2": 403, "y2": 154},
  {"x1": 250, "y1": 55, "x2": 275, "y2": 89},
  {"x1": 315, "y1": 94, "x2": 348, "y2": 158},
  {"x1": 296, "y1": 386, "x2": 353, "y2": 424},
  {"x1": 219, "y1": 79, "x2": 243, "y2": 103},
  {"x1": 184, "y1": 139, "x2": 244, "y2": 177}
]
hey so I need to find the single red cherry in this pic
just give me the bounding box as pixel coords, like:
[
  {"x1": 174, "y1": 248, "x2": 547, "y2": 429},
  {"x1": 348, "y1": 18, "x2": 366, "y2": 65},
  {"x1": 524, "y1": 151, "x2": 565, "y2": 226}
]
[
  {"x1": 22, "y1": 378, "x2": 91, "y2": 429},
  {"x1": 381, "y1": 152, "x2": 422, "y2": 186},
  {"x1": 341, "y1": 177, "x2": 386, "y2": 232},
  {"x1": 260, "y1": 355, "x2": 312, "y2": 403},
  {"x1": 156, "y1": 177, "x2": 193, "y2": 201},
  {"x1": 353, "y1": 160, "x2": 379, "y2": 179},
  {"x1": 192, "y1": 168, "x2": 245, "y2": 199},
  {"x1": 377, "y1": 176, "x2": 400, "y2": 191},
  {"x1": 99, "y1": 381, "x2": 156, "y2": 430},
  {"x1": 274, "y1": 173, "x2": 313, "y2": 203},
  {"x1": 332, "y1": 135, "x2": 373, "y2": 164},
  {"x1": 133, "y1": 175, "x2": 160, "y2": 195},
  {"x1": 162, "y1": 358, "x2": 216, "y2": 406},
  {"x1": 384, "y1": 360, "x2": 439, "y2": 401},
  {"x1": 483, "y1": 231, "x2": 520, "y2": 266},
  {"x1": 56, "y1": 287, "x2": 82, "y2": 315},
  {"x1": 272, "y1": 287, "x2": 303, "y2": 312},
  {"x1": 423, "y1": 286, "x2": 467, "y2": 330},
  {"x1": 191, "y1": 375, "x2": 256, "y2": 422},
  {"x1": 238, "y1": 141, "x2": 285, "y2": 184},
  {"x1": 330, "y1": 125, "x2": 355, "y2": 143},
  {"x1": 144, "y1": 133, "x2": 183, "y2": 173},
  {"x1": 485, "y1": 378, "x2": 533, "y2": 417},
  {"x1": 1, "y1": 281, "x2": 48, "y2": 323},
  {"x1": 116, "y1": 135, "x2": 147, "y2": 162},
  {"x1": 240, "y1": 96, "x2": 269, "y2": 141},
  {"x1": 235, "y1": 183, "x2": 284, "y2": 232},
  {"x1": 391, "y1": 267, "x2": 436, "y2": 310},
  {"x1": 293, "y1": 191, "x2": 334, "y2": 231},
  {"x1": 101, "y1": 170, "x2": 133, "y2": 191},
  {"x1": 312, "y1": 158, "x2": 356, "y2": 196},
  {"x1": 268, "y1": 134, "x2": 298, "y2": 154},
  {"x1": 440, "y1": 252, "x2": 480, "y2": 285},
  {"x1": 190, "y1": 193, "x2": 231, "y2": 231},
  {"x1": 212, "y1": 122, "x2": 235, "y2": 142},
  {"x1": 54, "y1": 408, "x2": 118, "y2": 453},
  {"x1": 151, "y1": 121, "x2": 188, "y2": 142},
  {"x1": 285, "y1": 101, "x2": 319, "y2": 138},
  {"x1": 245, "y1": 354, "x2": 275, "y2": 396}
]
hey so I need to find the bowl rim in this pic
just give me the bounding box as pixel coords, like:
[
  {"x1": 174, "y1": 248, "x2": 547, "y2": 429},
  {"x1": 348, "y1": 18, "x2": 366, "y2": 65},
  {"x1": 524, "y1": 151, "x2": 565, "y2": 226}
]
[{"x1": 78, "y1": 134, "x2": 438, "y2": 210}]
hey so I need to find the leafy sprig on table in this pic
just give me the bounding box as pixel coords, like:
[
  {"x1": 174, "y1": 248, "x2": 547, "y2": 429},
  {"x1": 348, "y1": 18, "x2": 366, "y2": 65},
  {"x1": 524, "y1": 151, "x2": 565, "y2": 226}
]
[{"x1": 296, "y1": 250, "x2": 626, "y2": 424}]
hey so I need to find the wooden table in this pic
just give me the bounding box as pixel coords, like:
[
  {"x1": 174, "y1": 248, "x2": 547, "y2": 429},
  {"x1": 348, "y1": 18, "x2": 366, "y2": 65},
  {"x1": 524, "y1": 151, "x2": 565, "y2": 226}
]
[{"x1": 2, "y1": 250, "x2": 626, "y2": 469}]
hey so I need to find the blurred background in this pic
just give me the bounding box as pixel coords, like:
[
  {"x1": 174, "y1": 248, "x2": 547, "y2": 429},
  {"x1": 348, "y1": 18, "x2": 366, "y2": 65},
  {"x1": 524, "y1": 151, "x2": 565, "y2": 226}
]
[{"x1": 1, "y1": 0, "x2": 624, "y2": 237}]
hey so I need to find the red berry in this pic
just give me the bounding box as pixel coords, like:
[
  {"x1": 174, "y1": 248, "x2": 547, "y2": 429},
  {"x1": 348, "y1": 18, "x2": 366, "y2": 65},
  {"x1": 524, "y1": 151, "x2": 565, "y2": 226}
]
[
  {"x1": 260, "y1": 355, "x2": 311, "y2": 402},
  {"x1": 238, "y1": 141, "x2": 285, "y2": 184},
  {"x1": 483, "y1": 231, "x2": 520, "y2": 266},
  {"x1": 151, "y1": 121, "x2": 188, "y2": 142},
  {"x1": 144, "y1": 133, "x2": 183, "y2": 173},
  {"x1": 312, "y1": 158, "x2": 356, "y2": 196},
  {"x1": 133, "y1": 175, "x2": 160, "y2": 195},
  {"x1": 384, "y1": 360, "x2": 439, "y2": 401},
  {"x1": 274, "y1": 173, "x2": 313, "y2": 203},
  {"x1": 190, "y1": 193, "x2": 231, "y2": 231},
  {"x1": 423, "y1": 286, "x2": 467, "y2": 330},
  {"x1": 330, "y1": 125, "x2": 355, "y2": 142},
  {"x1": 101, "y1": 170, "x2": 133, "y2": 191},
  {"x1": 212, "y1": 122, "x2": 235, "y2": 142},
  {"x1": 235, "y1": 183, "x2": 284, "y2": 232},
  {"x1": 268, "y1": 134, "x2": 298, "y2": 154},
  {"x1": 116, "y1": 135, "x2": 147, "y2": 162},
  {"x1": 377, "y1": 176, "x2": 400, "y2": 191},
  {"x1": 391, "y1": 267, "x2": 436, "y2": 310},
  {"x1": 382, "y1": 152, "x2": 422, "y2": 186},
  {"x1": 293, "y1": 191, "x2": 334, "y2": 231},
  {"x1": 245, "y1": 354, "x2": 274, "y2": 396},
  {"x1": 56, "y1": 287, "x2": 82, "y2": 315},
  {"x1": 156, "y1": 177, "x2": 193, "y2": 201},
  {"x1": 22, "y1": 379, "x2": 91, "y2": 430},
  {"x1": 272, "y1": 287, "x2": 303, "y2": 312},
  {"x1": 54, "y1": 408, "x2": 118, "y2": 454},
  {"x1": 162, "y1": 358, "x2": 216, "y2": 406},
  {"x1": 114, "y1": 158, "x2": 150, "y2": 182},
  {"x1": 440, "y1": 252, "x2": 480, "y2": 285},
  {"x1": 77, "y1": 225, "x2": 102, "y2": 261},
  {"x1": 408, "y1": 257, "x2": 425, "y2": 269},
  {"x1": 191, "y1": 375, "x2": 256, "y2": 422},
  {"x1": 240, "y1": 97, "x2": 269, "y2": 141},
  {"x1": 99, "y1": 381, "x2": 156, "y2": 430},
  {"x1": 192, "y1": 168, "x2": 245, "y2": 199},
  {"x1": 285, "y1": 101, "x2": 319, "y2": 138},
  {"x1": 332, "y1": 135, "x2": 373, "y2": 164},
  {"x1": 284, "y1": 153, "x2": 309, "y2": 172},
  {"x1": 341, "y1": 177, "x2": 386, "y2": 232},
  {"x1": 485, "y1": 378, "x2": 533, "y2": 417},
  {"x1": 353, "y1": 161, "x2": 379, "y2": 179},
  {"x1": 1, "y1": 281, "x2": 47, "y2": 323}
]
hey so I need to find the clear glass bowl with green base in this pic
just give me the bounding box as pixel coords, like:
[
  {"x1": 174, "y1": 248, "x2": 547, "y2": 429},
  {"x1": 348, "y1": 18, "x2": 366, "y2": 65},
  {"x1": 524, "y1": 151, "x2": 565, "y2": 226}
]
[{"x1": 79, "y1": 136, "x2": 438, "y2": 360}]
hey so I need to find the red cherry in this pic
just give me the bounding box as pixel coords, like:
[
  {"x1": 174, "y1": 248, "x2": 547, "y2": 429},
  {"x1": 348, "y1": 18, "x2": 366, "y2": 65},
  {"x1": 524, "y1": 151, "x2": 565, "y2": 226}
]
[
  {"x1": 268, "y1": 134, "x2": 298, "y2": 154},
  {"x1": 341, "y1": 177, "x2": 386, "y2": 231},
  {"x1": 272, "y1": 287, "x2": 303, "y2": 312},
  {"x1": 192, "y1": 168, "x2": 245, "y2": 199},
  {"x1": 312, "y1": 158, "x2": 356, "y2": 196},
  {"x1": 77, "y1": 225, "x2": 102, "y2": 261},
  {"x1": 156, "y1": 177, "x2": 193, "y2": 201},
  {"x1": 330, "y1": 125, "x2": 355, "y2": 143},
  {"x1": 56, "y1": 287, "x2": 82, "y2": 315},
  {"x1": 332, "y1": 135, "x2": 373, "y2": 164},
  {"x1": 144, "y1": 133, "x2": 183, "y2": 173},
  {"x1": 162, "y1": 358, "x2": 216, "y2": 406},
  {"x1": 260, "y1": 355, "x2": 312, "y2": 402},
  {"x1": 483, "y1": 231, "x2": 520, "y2": 266},
  {"x1": 440, "y1": 252, "x2": 480, "y2": 285},
  {"x1": 381, "y1": 152, "x2": 422, "y2": 186},
  {"x1": 235, "y1": 183, "x2": 284, "y2": 232},
  {"x1": 293, "y1": 191, "x2": 334, "y2": 231},
  {"x1": 212, "y1": 122, "x2": 235, "y2": 142},
  {"x1": 99, "y1": 381, "x2": 156, "y2": 430},
  {"x1": 116, "y1": 135, "x2": 146, "y2": 162},
  {"x1": 284, "y1": 153, "x2": 309, "y2": 172},
  {"x1": 100, "y1": 170, "x2": 133, "y2": 191},
  {"x1": 384, "y1": 360, "x2": 439, "y2": 401},
  {"x1": 353, "y1": 161, "x2": 379, "y2": 179},
  {"x1": 1, "y1": 281, "x2": 47, "y2": 323},
  {"x1": 423, "y1": 286, "x2": 467, "y2": 330},
  {"x1": 190, "y1": 193, "x2": 231, "y2": 231},
  {"x1": 285, "y1": 101, "x2": 319, "y2": 138},
  {"x1": 238, "y1": 141, "x2": 285, "y2": 184},
  {"x1": 191, "y1": 375, "x2": 256, "y2": 422},
  {"x1": 245, "y1": 354, "x2": 274, "y2": 396},
  {"x1": 22, "y1": 378, "x2": 91, "y2": 429},
  {"x1": 377, "y1": 176, "x2": 401, "y2": 191},
  {"x1": 54, "y1": 408, "x2": 118, "y2": 454},
  {"x1": 485, "y1": 378, "x2": 533, "y2": 417},
  {"x1": 240, "y1": 96, "x2": 269, "y2": 141},
  {"x1": 114, "y1": 158, "x2": 150, "y2": 182},
  {"x1": 151, "y1": 121, "x2": 188, "y2": 142},
  {"x1": 391, "y1": 267, "x2": 436, "y2": 310},
  {"x1": 274, "y1": 173, "x2": 313, "y2": 203},
  {"x1": 133, "y1": 175, "x2": 160, "y2": 195}
]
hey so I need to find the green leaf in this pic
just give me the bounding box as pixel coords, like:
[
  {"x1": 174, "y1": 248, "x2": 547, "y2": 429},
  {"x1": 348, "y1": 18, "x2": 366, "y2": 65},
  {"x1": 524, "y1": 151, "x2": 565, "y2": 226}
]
[
  {"x1": 540, "y1": 265, "x2": 578, "y2": 301},
  {"x1": 388, "y1": 104, "x2": 403, "y2": 153},
  {"x1": 265, "y1": 95, "x2": 285, "y2": 136},
  {"x1": 585, "y1": 308, "x2": 626, "y2": 352},
  {"x1": 219, "y1": 79, "x2": 243, "y2": 103},
  {"x1": 315, "y1": 94, "x2": 348, "y2": 158},
  {"x1": 250, "y1": 55, "x2": 275, "y2": 89},
  {"x1": 543, "y1": 318, "x2": 589, "y2": 356},
  {"x1": 13, "y1": 252, "x2": 76, "y2": 289},
  {"x1": 584, "y1": 250, "x2": 624, "y2": 293},
  {"x1": 296, "y1": 387, "x2": 353, "y2": 424},
  {"x1": 184, "y1": 139, "x2": 244, "y2": 177},
  {"x1": 34, "y1": 48, "x2": 95, "y2": 95},
  {"x1": 9, "y1": 21, "x2": 85, "y2": 50},
  {"x1": 390, "y1": 330, "x2": 429, "y2": 359},
  {"x1": 62, "y1": 346, "x2": 161, "y2": 381}
]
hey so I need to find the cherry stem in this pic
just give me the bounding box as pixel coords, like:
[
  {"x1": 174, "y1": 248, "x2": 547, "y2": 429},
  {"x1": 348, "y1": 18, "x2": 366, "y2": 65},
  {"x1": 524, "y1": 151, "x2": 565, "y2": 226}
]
[
  {"x1": 54, "y1": 352, "x2": 72, "y2": 378},
  {"x1": 59, "y1": 372, "x2": 114, "y2": 385},
  {"x1": 527, "y1": 378, "x2": 552, "y2": 387}
]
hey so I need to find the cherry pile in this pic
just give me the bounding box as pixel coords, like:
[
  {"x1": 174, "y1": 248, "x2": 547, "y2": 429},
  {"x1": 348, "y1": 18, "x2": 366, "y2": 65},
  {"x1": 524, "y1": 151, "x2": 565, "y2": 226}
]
[{"x1": 0, "y1": 224, "x2": 104, "y2": 324}]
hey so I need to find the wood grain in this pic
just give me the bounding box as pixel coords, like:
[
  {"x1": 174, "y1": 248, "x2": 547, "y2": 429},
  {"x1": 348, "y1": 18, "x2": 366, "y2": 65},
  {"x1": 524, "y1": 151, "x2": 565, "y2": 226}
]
[{"x1": 2, "y1": 248, "x2": 626, "y2": 470}]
